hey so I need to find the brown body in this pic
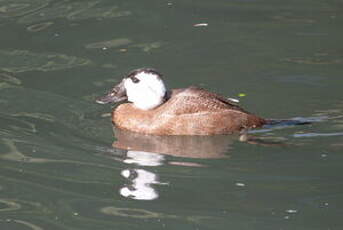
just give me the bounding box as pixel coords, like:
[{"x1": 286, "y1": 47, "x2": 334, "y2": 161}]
[{"x1": 112, "y1": 87, "x2": 266, "y2": 135}]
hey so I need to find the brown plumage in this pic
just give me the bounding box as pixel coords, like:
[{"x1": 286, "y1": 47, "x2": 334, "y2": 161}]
[{"x1": 112, "y1": 86, "x2": 266, "y2": 135}]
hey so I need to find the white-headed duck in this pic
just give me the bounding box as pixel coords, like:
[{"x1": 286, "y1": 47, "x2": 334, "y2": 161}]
[{"x1": 96, "y1": 68, "x2": 266, "y2": 135}]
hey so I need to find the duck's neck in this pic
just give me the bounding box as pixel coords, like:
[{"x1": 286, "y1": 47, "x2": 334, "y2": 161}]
[{"x1": 163, "y1": 90, "x2": 172, "y2": 102}]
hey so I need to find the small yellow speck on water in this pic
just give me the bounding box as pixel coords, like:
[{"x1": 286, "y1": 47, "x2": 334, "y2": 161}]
[{"x1": 238, "y1": 93, "x2": 246, "y2": 97}]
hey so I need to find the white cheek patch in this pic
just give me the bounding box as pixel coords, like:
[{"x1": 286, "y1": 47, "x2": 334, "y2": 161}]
[
  {"x1": 124, "y1": 79, "x2": 140, "y2": 102},
  {"x1": 124, "y1": 73, "x2": 166, "y2": 110}
]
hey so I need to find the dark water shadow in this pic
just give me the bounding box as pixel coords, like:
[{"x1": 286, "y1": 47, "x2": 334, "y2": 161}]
[{"x1": 113, "y1": 128, "x2": 237, "y2": 159}]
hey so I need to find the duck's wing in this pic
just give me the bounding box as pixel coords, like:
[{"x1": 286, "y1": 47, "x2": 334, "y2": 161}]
[{"x1": 162, "y1": 87, "x2": 248, "y2": 116}]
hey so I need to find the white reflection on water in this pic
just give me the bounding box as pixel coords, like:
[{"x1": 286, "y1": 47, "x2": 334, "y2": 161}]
[
  {"x1": 112, "y1": 127, "x2": 284, "y2": 200},
  {"x1": 113, "y1": 128, "x2": 235, "y2": 200},
  {"x1": 120, "y1": 151, "x2": 166, "y2": 201},
  {"x1": 120, "y1": 168, "x2": 160, "y2": 200},
  {"x1": 113, "y1": 120, "x2": 325, "y2": 201},
  {"x1": 123, "y1": 151, "x2": 165, "y2": 166}
]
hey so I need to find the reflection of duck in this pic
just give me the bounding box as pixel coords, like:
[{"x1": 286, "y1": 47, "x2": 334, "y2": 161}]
[
  {"x1": 96, "y1": 68, "x2": 266, "y2": 135},
  {"x1": 113, "y1": 128, "x2": 235, "y2": 159},
  {"x1": 120, "y1": 168, "x2": 160, "y2": 200}
]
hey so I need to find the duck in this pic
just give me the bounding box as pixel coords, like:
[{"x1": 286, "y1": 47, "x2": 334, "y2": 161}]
[{"x1": 96, "y1": 68, "x2": 266, "y2": 135}]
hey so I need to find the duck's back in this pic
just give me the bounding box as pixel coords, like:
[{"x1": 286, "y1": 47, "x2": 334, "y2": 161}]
[
  {"x1": 161, "y1": 87, "x2": 246, "y2": 115},
  {"x1": 113, "y1": 87, "x2": 266, "y2": 135}
]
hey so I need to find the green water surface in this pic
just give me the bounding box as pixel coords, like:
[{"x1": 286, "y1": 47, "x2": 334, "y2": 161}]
[{"x1": 1, "y1": 0, "x2": 343, "y2": 229}]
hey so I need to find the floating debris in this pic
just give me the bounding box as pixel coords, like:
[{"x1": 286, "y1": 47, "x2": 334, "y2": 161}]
[
  {"x1": 193, "y1": 23, "x2": 208, "y2": 27},
  {"x1": 285, "y1": 209, "x2": 298, "y2": 214},
  {"x1": 235, "y1": 182, "x2": 246, "y2": 187},
  {"x1": 238, "y1": 93, "x2": 246, "y2": 97}
]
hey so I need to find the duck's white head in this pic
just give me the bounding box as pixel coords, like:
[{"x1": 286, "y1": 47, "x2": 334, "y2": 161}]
[{"x1": 96, "y1": 68, "x2": 167, "y2": 110}]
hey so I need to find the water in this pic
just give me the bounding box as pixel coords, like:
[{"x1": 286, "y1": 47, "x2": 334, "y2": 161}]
[{"x1": 1, "y1": 0, "x2": 343, "y2": 229}]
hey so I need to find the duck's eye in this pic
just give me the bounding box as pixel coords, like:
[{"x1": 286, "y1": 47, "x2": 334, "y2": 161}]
[{"x1": 131, "y1": 76, "x2": 140, "y2": 83}]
